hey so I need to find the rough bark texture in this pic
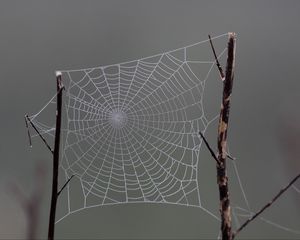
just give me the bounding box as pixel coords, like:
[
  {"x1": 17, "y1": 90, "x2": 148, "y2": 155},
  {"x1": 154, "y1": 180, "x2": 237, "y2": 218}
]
[
  {"x1": 48, "y1": 73, "x2": 63, "y2": 240},
  {"x1": 217, "y1": 32, "x2": 236, "y2": 240}
]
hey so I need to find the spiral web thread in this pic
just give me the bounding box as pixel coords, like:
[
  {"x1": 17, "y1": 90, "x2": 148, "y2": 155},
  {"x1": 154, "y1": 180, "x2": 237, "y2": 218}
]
[{"x1": 27, "y1": 33, "x2": 300, "y2": 236}]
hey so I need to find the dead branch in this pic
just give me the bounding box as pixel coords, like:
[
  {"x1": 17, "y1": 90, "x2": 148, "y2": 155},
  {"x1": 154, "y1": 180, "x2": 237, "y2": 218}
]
[
  {"x1": 215, "y1": 32, "x2": 236, "y2": 240},
  {"x1": 48, "y1": 72, "x2": 64, "y2": 240},
  {"x1": 233, "y1": 172, "x2": 300, "y2": 239}
]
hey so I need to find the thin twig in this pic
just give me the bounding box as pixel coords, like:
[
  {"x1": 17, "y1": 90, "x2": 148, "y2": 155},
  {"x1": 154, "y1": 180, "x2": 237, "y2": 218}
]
[
  {"x1": 209, "y1": 34, "x2": 225, "y2": 81},
  {"x1": 233, "y1": 172, "x2": 300, "y2": 239},
  {"x1": 199, "y1": 131, "x2": 220, "y2": 164},
  {"x1": 57, "y1": 175, "x2": 75, "y2": 197},
  {"x1": 48, "y1": 72, "x2": 63, "y2": 240},
  {"x1": 199, "y1": 131, "x2": 235, "y2": 163},
  {"x1": 216, "y1": 32, "x2": 236, "y2": 240},
  {"x1": 24, "y1": 115, "x2": 32, "y2": 147},
  {"x1": 25, "y1": 115, "x2": 53, "y2": 154},
  {"x1": 226, "y1": 152, "x2": 236, "y2": 161}
]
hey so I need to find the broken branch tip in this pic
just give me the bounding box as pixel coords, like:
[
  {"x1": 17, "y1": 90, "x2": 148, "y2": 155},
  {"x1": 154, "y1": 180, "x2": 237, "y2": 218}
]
[{"x1": 55, "y1": 71, "x2": 62, "y2": 77}]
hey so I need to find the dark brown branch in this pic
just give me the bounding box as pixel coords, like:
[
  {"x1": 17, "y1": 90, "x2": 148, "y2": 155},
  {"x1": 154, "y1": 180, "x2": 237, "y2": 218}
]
[
  {"x1": 57, "y1": 175, "x2": 75, "y2": 197},
  {"x1": 24, "y1": 115, "x2": 32, "y2": 147},
  {"x1": 209, "y1": 34, "x2": 225, "y2": 81},
  {"x1": 233, "y1": 172, "x2": 300, "y2": 239},
  {"x1": 199, "y1": 131, "x2": 220, "y2": 164},
  {"x1": 216, "y1": 32, "x2": 236, "y2": 240},
  {"x1": 25, "y1": 115, "x2": 53, "y2": 154},
  {"x1": 48, "y1": 72, "x2": 63, "y2": 240}
]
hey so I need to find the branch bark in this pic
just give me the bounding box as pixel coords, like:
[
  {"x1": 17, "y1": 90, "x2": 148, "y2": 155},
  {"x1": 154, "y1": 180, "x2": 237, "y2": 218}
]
[
  {"x1": 48, "y1": 72, "x2": 63, "y2": 240},
  {"x1": 216, "y1": 32, "x2": 236, "y2": 240}
]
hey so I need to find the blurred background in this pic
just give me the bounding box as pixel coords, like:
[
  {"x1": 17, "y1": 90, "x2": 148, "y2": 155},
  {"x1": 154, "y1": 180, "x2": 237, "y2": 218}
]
[{"x1": 0, "y1": 0, "x2": 299, "y2": 239}]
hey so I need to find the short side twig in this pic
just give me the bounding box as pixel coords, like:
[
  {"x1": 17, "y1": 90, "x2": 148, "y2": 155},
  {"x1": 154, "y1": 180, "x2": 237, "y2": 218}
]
[
  {"x1": 24, "y1": 115, "x2": 32, "y2": 147},
  {"x1": 233, "y1": 172, "x2": 300, "y2": 239},
  {"x1": 226, "y1": 153, "x2": 236, "y2": 161},
  {"x1": 25, "y1": 115, "x2": 53, "y2": 154},
  {"x1": 57, "y1": 175, "x2": 75, "y2": 197},
  {"x1": 199, "y1": 132, "x2": 235, "y2": 163},
  {"x1": 209, "y1": 34, "x2": 225, "y2": 81},
  {"x1": 199, "y1": 131, "x2": 220, "y2": 165}
]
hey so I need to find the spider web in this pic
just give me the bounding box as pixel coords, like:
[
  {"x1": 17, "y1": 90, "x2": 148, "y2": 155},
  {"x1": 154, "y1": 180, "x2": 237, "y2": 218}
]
[
  {"x1": 26, "y1": 33, "x2": 300, "y2": 237},
  {"x1": 58, "y1": 35, "x2": 226, "y2": 219}
]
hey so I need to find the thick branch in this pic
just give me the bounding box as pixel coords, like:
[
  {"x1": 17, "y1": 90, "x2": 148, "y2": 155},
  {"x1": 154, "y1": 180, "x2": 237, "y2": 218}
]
[
  {"x1": 209, "y1": 34, "x2": 225, "y2": 81},
  {"x1": 48, "y1": 72, "x2": 63, "y2": 240},
  {"x1": 216, "y1": 32, "x2": 236, "y2": 240},
  {"x1": 25, "y1": 115, "x2": 53, "y2": 154},
  {"x1": 57, "y1": 175, "x2": 75, "y2": 197},
  {"x1": 233, "y1": 172, "x2": 300, "y2": 239}
]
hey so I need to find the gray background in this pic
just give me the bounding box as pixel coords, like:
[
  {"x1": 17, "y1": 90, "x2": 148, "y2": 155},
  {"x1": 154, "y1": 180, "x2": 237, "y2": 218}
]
[{"x1": 0, "y1": 0, "x2": 300, "y2": 239}]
